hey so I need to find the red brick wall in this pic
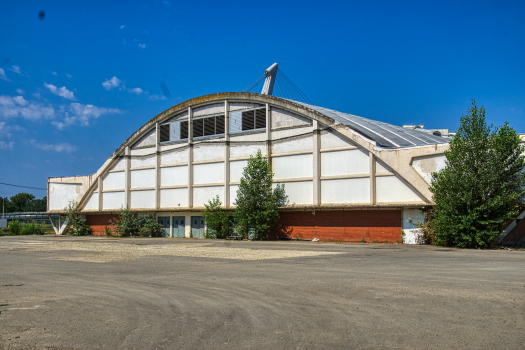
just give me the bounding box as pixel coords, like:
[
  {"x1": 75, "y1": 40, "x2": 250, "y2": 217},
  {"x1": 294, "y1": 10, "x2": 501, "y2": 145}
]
[
  {"x1": 85, "y1": 214, "x2": 119, "y2": 236},
  {"x1": 274, "y1": 210, "x2": 402, "y2": 243}
]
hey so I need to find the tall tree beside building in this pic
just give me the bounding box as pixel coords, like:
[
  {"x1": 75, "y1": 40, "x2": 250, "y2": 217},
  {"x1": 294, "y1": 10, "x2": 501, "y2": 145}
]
[
  {"x1": 430, "y1": 100, "x2": 525, "y2": 248},
  {"x1": 234, "y1": 150, "x2": 288, "y2": 239}
]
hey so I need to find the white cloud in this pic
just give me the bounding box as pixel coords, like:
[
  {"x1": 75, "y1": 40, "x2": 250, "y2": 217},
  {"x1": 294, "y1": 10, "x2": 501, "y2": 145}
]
[
  {"x1": 0, "y1": 140, "x2": 14, "y2": 150},
  {"x1": 0, "y1": 95, "x2": 55, "y2": 121},
  {"x1": 138, "y1": 43, "x2": 146, "y2": 49},
  {"x1": 0, "y1": 68, "x2": 10, "y2": 82},
  {"x1": 120, "y1": 25, "x2": 125, "y2": 29},
  {"x1": 11, "y1": 66, "x2": 21, "y2": 74},
  {"x1": 66, "y1": 74, "x2": 72, "y2": 79},
  {"x1": 44, "y1": 83, "x2": 75, "y2": 100},
  {"x1": 28, "y1": 139, "x2": 76, "y2": 153},
  {"x1": 52, "y1": 71, "x2": 58, "y2": 76},
  {"x1": 102, "y1": 76, "x2": 122, "y2": 90},
  {"x1": 52, "y1": 103, "x2": 121, "y2": 129},
  {"x1": 149, "y1": 94, "x2": 167, "y2": 101},
  {"x1": 16, "y1": 89, "x2": 25, "y2": 95},
  {"x1": 129, "y1": 87, "x2": 144, "y2": 95}
]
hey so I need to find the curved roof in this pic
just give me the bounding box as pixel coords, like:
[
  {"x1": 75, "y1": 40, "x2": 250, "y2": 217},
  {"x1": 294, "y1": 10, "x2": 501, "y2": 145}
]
[{"x1": 294, "y1": 101, "x2": 448, "y2": 148}]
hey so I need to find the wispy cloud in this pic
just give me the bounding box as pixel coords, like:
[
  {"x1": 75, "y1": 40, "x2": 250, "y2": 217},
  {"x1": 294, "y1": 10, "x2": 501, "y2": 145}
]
[
  {"x1": 28, "y1": 139, "x2": 76, "y2": 153},
  {"x1": 16, "y1": 89, "x2": 25, "y2": 95},
  {"x1": 120, "y1": 25, "x2": 125, "y2": 29},
  {"x1": 102, "y1": 76, "x2": 122, "y2": 90},
  {"x1": 0, "y1": 95, "x2": 55, "y2": 121},
  {"x1": 0, "y1": 140, "x2": 14, "y2": 150},
  {"x1": 11, "y1": 66, "x2": 21, "y2": 74},
  {"x1": 138, "y1": 43, "x2": 146, "y2": 49},
  {"x1": 44, "y1": 83, "x2": 75, "y2": 100},
  {"x1": 52, "y1": 103, "x2": 121, "y2": 129},
  {"x1": 52, "y1": 71, "x2": 58, "y2": 76},
  {"x1": 0, "y1": 68, "x2": 10, "y2": 82},
  {"x1": 149, "y1": 94, "x2": 167, "y2": 101},
  {"x1": 129, "y1": 87, "x2": 144, "y2": 95},
  {"x1": 66, "y1": 74, "x2": 72, "y2": 79}
]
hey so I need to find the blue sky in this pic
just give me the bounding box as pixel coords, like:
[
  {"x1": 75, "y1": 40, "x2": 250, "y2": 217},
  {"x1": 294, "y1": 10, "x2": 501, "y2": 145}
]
[{"x1": 1, "y1": 0, "x2": 524, "y2": 198}]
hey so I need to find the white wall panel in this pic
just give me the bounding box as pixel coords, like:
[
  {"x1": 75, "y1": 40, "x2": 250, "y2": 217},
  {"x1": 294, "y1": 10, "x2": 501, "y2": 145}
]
[
  {"x1": 160, "y1": 188, "x2": 188, "y2": 208},
  {"x1": 321, "y1": 178, "x2": 370, "y2": 204},
  {"x1": 411, "y1": 154, "x2": 446, "y2": 184},
  {"x1": 131, "y1": 168, "x2": 155, "y2": 189},
  {"x1": 133, "y1": 129, "x2": 156, "y2": 148},
  {"x1": 103, "y1": 191, "x2": 125, "y2": 210},
  {"x1": 49, "y1": 183, "x2": 81, "y2": 210},
  {"x1": 193, "y1": 186, "x2": 224, "y2": 207},
  {"x1": 273, "y1": 154, "x2": 313, "y2": 179},
  {"x1": 321, "y1": 131, "x2": 354, "y2": 149},
  {"x1": 194, "y1": 162, "x2": 224, "y2": 185},
  {"x1": 376, "y1": 160, "x2": 393, "y2": 173},
  {"x1": 131, "y1": 155, "x2": 155, "y2": 168},
  {"x1": 230, "y1": 102, "x2": 259, "y2": 111},
  {"x1": 111, "y1": 158, "x2": 125, "y2": 171},
  {"x1": 276, "y1": 181, "x2": 313, "y2": 205},
  {"x1": 83, "y1": 192, "x2": 99, "y2": 210},
  {"x1": 103, "y1": 172, "x2": 125, "y2": 191},
  {"x1": 271, "y1": 108, "x2": 310, "y2": 128},
  {"x1": 161, "y1": 148, "x2": 188, "y2": 165},
  {"x1": 376, "y1": 176, "x2": 423, "y2": 203},
  {"x1": 229, "y1": 160, "x2": 248, "y2": 183},
  {"x1": 194, "y1": 144, "x2": 224, "y2": 162},
  {"x1": 321, "y1": 149, "x2": 369, "y2": 176},
  {"x1": 160, "y1": 166, "x2": 188, "y2": 187},
  {"x1": 193, "y1": 103, "x2": 224, "y2": 117},
  {"x1": 272, "y1": 127, "x2": 312, "y2": 140},
  {"x1": 230, "y1": 144, "x2": 266, "y2": 158},
  {"x1": 131, "y1": 190, "x2": 156, "y2": 209},
  {"x1": 168, "y1": 111, "x2": 188, "y2": 121},
  {"x1": 272, "y1": 136, "x2": 312, "y2": 153},
  {"x1": 229, "y1": 185, "x2": 239, "y2": 207}
]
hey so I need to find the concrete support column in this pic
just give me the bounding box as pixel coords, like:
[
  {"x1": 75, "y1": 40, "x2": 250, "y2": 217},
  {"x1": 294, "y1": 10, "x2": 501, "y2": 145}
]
[
  {"x1": 185, "y1": 214, "x2": 192, "y2": 238},
  {"x1": 370, "y1": 153, "x2": 376, "y2": 205},
  {"x1": 224, "y1": 100, "x2": 230, "y2": 208},
  {"x1": 312, "y1": 120, "x2": 321, "y2": 206},
  {"x1": 187, "y1": 107, "x2": 193, "y2": 209},
  {"x1": 155, "y1": 122, "x2": 161, "y2": 209},
  {"x1": 266, "y1": 103, "x2": 272, "y2": 167},
  {"x1": 169, "y1": 216, "x2": 173, "y2": 238},
  {"x1": 98, "y1": 175, "x2": 103, "y2": 211},
  {"x1": 125, "y1": 146, "x2": 131, "y2": 208}
]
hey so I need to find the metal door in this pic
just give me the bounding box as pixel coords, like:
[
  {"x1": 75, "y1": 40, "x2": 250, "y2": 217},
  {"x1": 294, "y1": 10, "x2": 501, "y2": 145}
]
[
  {"x1": 157, "y1": 216, "x2": 170, "y2": 237},
  {"x1": 191, "y1": 216, "x2": 205, "y2": 238},
  {"x1": 172, "y1": 216, "x2": 185, "y2": 238}
]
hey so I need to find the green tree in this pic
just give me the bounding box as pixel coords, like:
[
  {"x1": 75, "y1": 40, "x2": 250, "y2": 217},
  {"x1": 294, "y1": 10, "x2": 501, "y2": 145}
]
[
  {"x1": 430, "y1": 100, "x2": 525, "y2": 248},
  {"x1": 234, "y1": 150, "x2": 288, "y2": 240},
  {"x1": 64, "y1": 202, "x2": 92, "y2": 236},
  {"x1": 26, "y1": 196, "x2": 47, "y2": 212},
  {"x1": 110, "y1": 207, "x2": 141, "y2": 237},
  {"x1": 201, "y1": 195, "x2": 229, "y2": 239},
  {"x1": 10, "y1": 193, "x2": 35, "y2": 212},
  {"x1": 139, "y1": 214, "x2": 164, "y2": 237}
]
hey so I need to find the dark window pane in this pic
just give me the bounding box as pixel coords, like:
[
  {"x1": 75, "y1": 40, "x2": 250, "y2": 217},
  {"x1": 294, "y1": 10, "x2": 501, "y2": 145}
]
[
  {"x1": 180, "y1": 121, "x2": 188, "y2": 139},
  {"x1": 255, "y1": 109, "x2": 266, "y2": 129},
  {"x1": 193, "y1": 118, "x2": 203, "y2": 137},
  {"x1": 242, "y1": 110, "x2": 255, "y2": 131},
  {"x1": 160, "y1": 124, "x2": 170, "y2": 142},
  {"x1": 216, "y1": 115, "x2": 225, "y2": 134},
  {"x1": 204, "y1": 116, "x2": 215, "y2": 136}
]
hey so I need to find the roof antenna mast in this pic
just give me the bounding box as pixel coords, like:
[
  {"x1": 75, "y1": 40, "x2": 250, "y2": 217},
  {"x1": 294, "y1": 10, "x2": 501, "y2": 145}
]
[{"x1": 261, "y1": 62, "x2": 278, "y2": 96}]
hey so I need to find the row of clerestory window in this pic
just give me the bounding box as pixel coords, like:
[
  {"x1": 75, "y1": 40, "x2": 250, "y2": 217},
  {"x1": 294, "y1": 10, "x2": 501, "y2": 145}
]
[{"x1": 159, "y1": 107, "x2": 266, "y2": 143}]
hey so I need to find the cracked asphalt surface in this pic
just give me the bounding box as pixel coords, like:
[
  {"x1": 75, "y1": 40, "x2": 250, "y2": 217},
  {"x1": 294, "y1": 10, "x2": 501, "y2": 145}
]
[{"x1": 0, "y1": 235, "x2": 524, "y2": 349}]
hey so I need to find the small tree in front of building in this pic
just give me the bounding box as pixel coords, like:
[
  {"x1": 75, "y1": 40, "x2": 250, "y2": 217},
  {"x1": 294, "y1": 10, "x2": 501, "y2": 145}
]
[
  {"x1": 430, "y1": 100, "x2": 525, "y2": 248},
  {"x1": 234, "y1": 150, "x2": 288, "y2": 240},
  {"x1": 64, "y1": 202, "x2": 92, "y2": 236},
  {"x1": 201, "y1": 195, "x2": 229, "y2": 239},
  {"x1": 110, "y1": 206, "x2": 141, "y2": 237}
]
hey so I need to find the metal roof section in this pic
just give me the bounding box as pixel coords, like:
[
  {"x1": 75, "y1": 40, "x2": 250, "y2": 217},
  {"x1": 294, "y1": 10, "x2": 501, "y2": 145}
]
[{"x1": 294, "y1": 101, "x2": 450, "y2": 148}]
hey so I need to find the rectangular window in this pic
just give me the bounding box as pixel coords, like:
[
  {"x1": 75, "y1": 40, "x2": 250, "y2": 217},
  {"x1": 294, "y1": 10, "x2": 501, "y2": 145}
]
[
  {"x1": 242, "y1": 107, "x2": 266, "y2": 131},
  {"x1": 159, "y1": 124, "x2": 170, "y2": 142},
  {"x1": 180, "y1": 121, "x2": 188, "y2": 139},
  {"x1": 193, "y1": 118, "x2": 204, "y2": 138},
  {"x1": 204, "y1": 117, "x2": 215, "y2": 136},
  {"x1": 215, "y1": 115, "x2": 225, "y2": 134}
]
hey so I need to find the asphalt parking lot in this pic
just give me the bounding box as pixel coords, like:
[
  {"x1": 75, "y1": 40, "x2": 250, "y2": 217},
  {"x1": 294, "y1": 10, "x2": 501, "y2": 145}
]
[{"x1": 0, "y1": 236, "x2": 524, "y2": 350}]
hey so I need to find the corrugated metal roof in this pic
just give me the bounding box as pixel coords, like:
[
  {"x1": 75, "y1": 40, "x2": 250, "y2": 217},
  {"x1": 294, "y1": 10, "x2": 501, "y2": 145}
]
[{"x1": 295, "y1": 102, "x2": 449, "y2": 148}]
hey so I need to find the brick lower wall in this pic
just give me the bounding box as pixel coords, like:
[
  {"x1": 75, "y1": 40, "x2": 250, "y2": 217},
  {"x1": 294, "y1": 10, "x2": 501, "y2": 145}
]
[
  {"x1": 274, "y1": 210, "x2": 402, "y2": 243},
  {"x1": 85, "y1": 214, "x2": 119, "y2": 236}
]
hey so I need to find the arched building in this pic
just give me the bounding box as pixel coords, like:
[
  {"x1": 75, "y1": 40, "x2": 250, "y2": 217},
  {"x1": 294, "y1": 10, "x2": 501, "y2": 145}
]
[{"x1": 47, "y1": 65, "x2": 455, "y2": 242}]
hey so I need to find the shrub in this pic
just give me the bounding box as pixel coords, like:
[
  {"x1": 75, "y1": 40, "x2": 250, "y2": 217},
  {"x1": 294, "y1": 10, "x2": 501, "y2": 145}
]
[
  {"x1": 408, "y1": 212, "x2": 436, "y2": 245},
  {"x1": 202, "y1": 195, "x2": 229, "y2": 239},
  {"x1": 104, "y1": 226, "x2": 113, "y2": 237},
  {"x1": 140, "y1": 214, "x2": 164, "y2": 237},
  {"x1": 64, "y1": 202, "x2": 92, "y2": 236},
  {"x1": 8, "y1": 220, "x2": 20, "y2": 235},
  {"x1": 110, "y1": 207, "x2": 141, "y2": 237},
  {"x1": 21, "y1": 222, "x2": 45, "y2": 235}
]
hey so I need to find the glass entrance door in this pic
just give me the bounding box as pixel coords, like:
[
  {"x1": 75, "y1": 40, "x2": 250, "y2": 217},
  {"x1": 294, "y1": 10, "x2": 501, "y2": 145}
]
[
  {"x1": 172, "y1": 216, "x2": 185, "y2": 238},
  {"x1": 157, "y1": 216, "x2": 170, "y2": 237},
  {"x1": 191, "y1": 216, "x2": 205, "y2": 238}
]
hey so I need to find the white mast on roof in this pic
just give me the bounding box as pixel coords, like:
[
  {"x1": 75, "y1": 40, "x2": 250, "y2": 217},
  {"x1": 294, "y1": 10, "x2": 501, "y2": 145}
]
[{"x1": 261, "y1": 62, "x2": 278, "y2": 96}]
